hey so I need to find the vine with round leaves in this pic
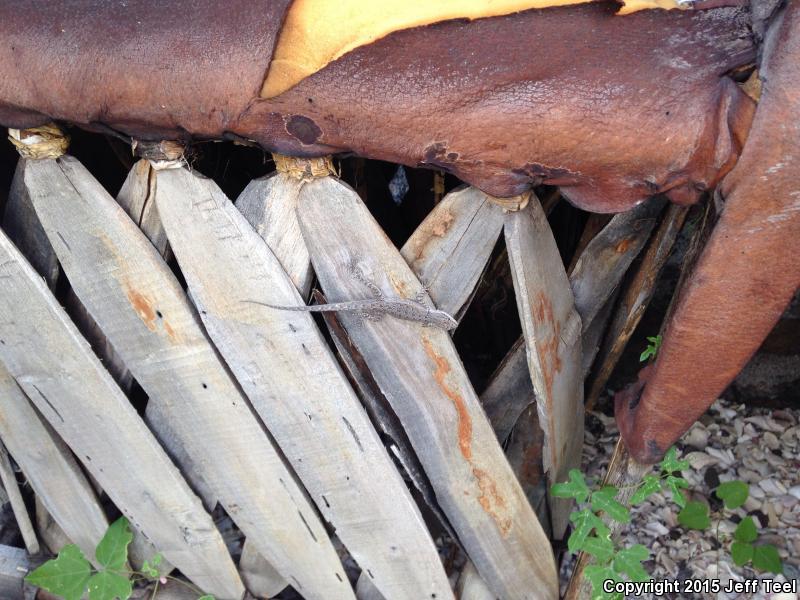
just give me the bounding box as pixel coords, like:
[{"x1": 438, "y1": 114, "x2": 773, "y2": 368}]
[{"x1": 25, "y1": 517, "x2": 214, "y2": 600}]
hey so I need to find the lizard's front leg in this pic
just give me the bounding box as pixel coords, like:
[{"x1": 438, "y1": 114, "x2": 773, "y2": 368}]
[{"x1": 615, "y1": 2, "x2": 800, "y2": 464}]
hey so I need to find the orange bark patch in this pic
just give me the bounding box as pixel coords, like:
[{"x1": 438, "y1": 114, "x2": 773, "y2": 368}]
[
  {"x1": 422, "y1": 336, "x2": 472, "y2": 461},
  {"x1": 473, "y1": 467, "x2": 512, "y2": 536},
  {"x1": 127, "y1": 288, "x2": 157, "y2": 332},
  {"x1": 431, "y1": 210, "x2": 455, "y2": 238}
]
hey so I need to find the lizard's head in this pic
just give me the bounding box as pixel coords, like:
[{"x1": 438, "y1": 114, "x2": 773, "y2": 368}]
[{"x1": 432, "y1": 311, "x2": 459, "y2": 331}]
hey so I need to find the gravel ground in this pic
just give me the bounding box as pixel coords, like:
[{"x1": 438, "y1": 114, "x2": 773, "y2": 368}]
[{"x1": 563, "y1": 398, "x2": 800, "y2": 600}]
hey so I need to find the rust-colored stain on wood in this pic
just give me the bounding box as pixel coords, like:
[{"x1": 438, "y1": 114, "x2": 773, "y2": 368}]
[
  {"x1": 125, "y1": 286, "x2": 180, "y2": 342},
  {"x1": 422, "y1": 336, "x2": 512, "y2": 536},
  {"x1": 615, "y1": 237, "x2": 633, "y2": 254},
  {"x1": 423, "y1": 336, "x2": 472, "y2": 460},
  {"x1": 472, "y1": 467, "x2": 512, "y2": 536},
  {"x1": 532, "y1": 292, "x2": 563, "y2": 401},
  {"x1": 127, "y1": 288, "x2": 157, "y2": 332}
]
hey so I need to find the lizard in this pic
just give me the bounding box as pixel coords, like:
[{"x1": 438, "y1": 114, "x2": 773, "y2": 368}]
[{"x1": 243, "y1": 261, "x2": 458, "y2": 331}]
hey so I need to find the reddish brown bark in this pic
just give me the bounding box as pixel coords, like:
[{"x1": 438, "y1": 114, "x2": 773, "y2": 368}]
[
  {"x1": 0, "y1": 1, "x2": 754, "y2": 211},
  {"x1": 616, "y1": 0, "x2": 800, "y2": 463}
]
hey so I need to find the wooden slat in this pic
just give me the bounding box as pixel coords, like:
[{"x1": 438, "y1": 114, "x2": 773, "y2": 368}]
[
  {"x1": 116, "y1": 159, "x2": 172, "y2": 259},
  {"x1": 236, "y1": 173, "x2": 314, "y2": 298},
  {"x1": 586, "y1": 204, "x2": 689, "y2": 409},
  {"x1": 155, "y1": 167, "x2": 450, "y2": 600},
  {"x1": 400, "y1": 186, "x2": 505, "y2": 318},
  {"x1": 456, "y1": 561, "x2": 497, "y2": 600},
  {"x1": 479, "y1": 337, "x2": 533, "y2": 444},
  {"x1": 296, "y1": 177, "x2": 558, "y2": 600},
  {"x1": 0, "y1": 364, "x2": 107, "y2": 563},
  {"x1": 239, "y1": 539, "x2": 287, "y2": 599},
  {"x1": 317, "y1": 297, "x2": 456, "y2": 538},
  {"x1": 0, "y1": 228, "x2": 242, "y2": 599},
  {"x1": 0, "y1": 442, "x2": 38, "y2": 555},
  {"x1": 26, "y1": 156, "x2": 346, "y2": 600},
  {"x1": 480, "y1": 199, "x2": 663, "y2": 449},
  {"x1": 569, "y1": 198, "x2": 665, "y2": 331},
  {"x1": 504, "y1": 198, "x2": 583, "y2": 539},
  {"x1": 0, "y1": 545, "x2": 30, "y2": 600}
]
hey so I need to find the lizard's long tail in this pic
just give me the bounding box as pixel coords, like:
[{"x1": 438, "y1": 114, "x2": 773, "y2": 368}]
[{"x1": 242, "y1": 299, "x2": 360, "y2": 312}]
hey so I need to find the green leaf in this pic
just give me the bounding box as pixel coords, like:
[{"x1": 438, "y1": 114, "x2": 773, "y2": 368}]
[
  {"x1": 612, "y1": 544, "x2": 650, "y2": 582},
  {"x1": 552, "y1": 469, "x2": 590, "y2": 503},
  {"x1": 659, "y1": 447, "x2": 689, "y2": 474},
  {"x1": 734, "y1": 516, "x2": 758, "y2": 543},
  {"x1": 584, "y1": 565, "x2": 621, "y2": 600},
  {"x1": 198, "y1": 596, "x2": 215, "y2": 600},
  {"x1": 591, "y1": 487, "x2": 630, "y2": 524},
  {"x1": 678, "y1": 501, "x2": 711, "y2": 530},
  {"x1": 752, "y1": 545, "x2": 782, "y2": 574},
  {"x1": 716, "y1": 481, "x2": 749, "y2": 510},
  {"x1": 87, "y1": 570, "x2": 133, "y2": 600},
  {"x1": 141, "y1": 553, "x2": 163, "y2": 579},
  {"x1": 568, "y1": 509, "x2": 610, "y2": 553},
  {"x1": 25, "y1": 544, "x2": 92, "y2": 600},
  {"x1": 630, "y1": 474, "x2": 661, "y2": 505},
  {"x1": 95, "y1": 517, "x2": 133, "y2": 571},
  {"x1": 663, "y1": 475, "x2": 690, "y2": 508},
  {"x1": 639, "y1": 335, "x2": 662, "y2": 362},
  {"x1": 731, "y1": 541, "x2": 754, "y2": 567},
  {"x1": 582, "y1": 535, "x2": 615, "y2": 562}
]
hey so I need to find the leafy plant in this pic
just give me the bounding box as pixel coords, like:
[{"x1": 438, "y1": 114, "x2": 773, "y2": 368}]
[
  {"x1": 676, "y1": 479, "x2": 783, "y2": 575},
  {"x1": 553, "y1": 447, "x2": 784, "y2": 600},
  {"x1": 553, "y1": 449, "x2": 691, "y2": 600},
  {"x1": 26, "y1": 517, "x2": 215, "y2": 600},
  {"x1": 639, "y1": 334, "x2": 662, "y2": 362}
]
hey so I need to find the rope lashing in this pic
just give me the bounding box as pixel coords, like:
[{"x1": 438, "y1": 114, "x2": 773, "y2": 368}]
[
  {"x1": 486, "y1": 190, "x2": 531, "y2": 212},
  {"x1": 132, "y1": 139, "x2": 186, "y2": 170},
  {"x1": 272, "y1": 153, "x2": 336, "y2": 180},
  {"x1": 8, "y1": 124, "x2": 69, "y2": 159}
]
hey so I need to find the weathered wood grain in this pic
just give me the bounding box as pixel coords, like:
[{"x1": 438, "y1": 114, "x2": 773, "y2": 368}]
[
  {"x1": 504, "y1": 198, "x2": 583, "y2": 539},
  {"x1": 239, "y1": 539, "x2": 287, "y2": 599},
  {"x1": 297, "y1": 177, "x2": 558, "y2": 600},
  {"x1": 6, "y1": 158, "x2": 133, "y2": 391},
  {"x1": 317, "y1": 297, "x2": 456, "y2": 538},
  {"x1": 0, "y1": 545, "x2": 30, "y2": 600},
  {"x1": 480, "y1": 337, "x2": 533, "y2": 444},
  {"x1": 456, "y1": 561, "x2": 497, "y2": 600},
  {"x1": 480, "y1": 199, "x2": 663, "y2": 456},
  {"x1": 155, "y1": 167, "x2": 450, "y2": 600},
  {"x1": 0, "y1": 442, "x2": 38, "y2": 555},
  {"x1": 2, "y1": 161, "x2": 59, "y2": 287},
  {"x1": 570, "y1": 198, "x2": 665, "y2": 331},
  {"x1": 586, "y1": 204, "x2": 689, "y2": 409},
  {"x1": 400, "y1": 186, "x2": 505, "y2": 319},
  {"x1": 0, "y1": 364, "x2": 107, "y2": 564},
  {"x1": 116, "y1": 159, "x2": 172, "y2": 259},
  {"x1": 236, "y1": 173, "x2": 314, "y2": 299},
  {"x1": 0, "y1": 228, "x2": 242, "y2": 599},
  {"x1": 26, "y1": 156, "x2": 345, "y2": 600}
]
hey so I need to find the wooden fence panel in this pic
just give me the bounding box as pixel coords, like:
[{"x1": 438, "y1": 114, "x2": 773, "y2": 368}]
[
  {"x1": 25, "y1": 156, "x2": 348, "y2": 600},
  {"x1": 155, "y1": 167, "x2": 451, "y2": 600},
  {"x1": 0, "y1": 364, "x2": 108, "y2": 564},
  {"x1": 297, "y1": 177, "x2": 558, "y2": 600},
  {"x1": 0, "y1": 226, "x2": 243, "y2": 599}
]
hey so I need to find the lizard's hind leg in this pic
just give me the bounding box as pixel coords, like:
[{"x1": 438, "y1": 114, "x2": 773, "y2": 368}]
[{"x1": 348, "y1": 258, "x2": 384, "y2": 300}]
